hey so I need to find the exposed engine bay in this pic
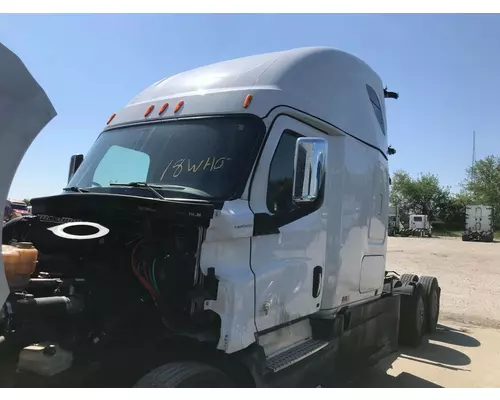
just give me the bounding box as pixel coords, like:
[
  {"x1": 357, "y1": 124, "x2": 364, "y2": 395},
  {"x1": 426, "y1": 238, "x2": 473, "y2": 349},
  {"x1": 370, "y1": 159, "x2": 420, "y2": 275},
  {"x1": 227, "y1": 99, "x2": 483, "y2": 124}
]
[{"x1": 0, "y1": 192, "x2": 220, "y2": 387}]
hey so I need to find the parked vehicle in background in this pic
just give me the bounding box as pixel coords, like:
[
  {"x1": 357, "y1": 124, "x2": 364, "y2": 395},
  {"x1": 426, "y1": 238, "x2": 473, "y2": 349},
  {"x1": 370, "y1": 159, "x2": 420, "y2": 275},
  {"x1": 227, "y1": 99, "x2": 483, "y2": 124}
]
[
  {"x1": 400, "y1": 214, "x2": 432, "y2": 237},
  {"x1": 3, "y1": 199, "x2": 29, "y2": 226},
  {"x1": 6, "y1": 199, "x2": 29, "y2": 217},
  {"x1": 388, "y1": 205, "x2": 403, "y2": 236},
  {"x1": 462, "y1": 205, "x2": 494, "y2": 242}
]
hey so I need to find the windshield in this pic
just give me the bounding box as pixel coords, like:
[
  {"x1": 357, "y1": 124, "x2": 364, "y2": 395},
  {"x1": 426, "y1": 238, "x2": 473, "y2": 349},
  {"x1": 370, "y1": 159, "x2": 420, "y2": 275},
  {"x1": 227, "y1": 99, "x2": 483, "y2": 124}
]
[{"x1": 67, "y1": 116, "x2": 266, "y2": 200}]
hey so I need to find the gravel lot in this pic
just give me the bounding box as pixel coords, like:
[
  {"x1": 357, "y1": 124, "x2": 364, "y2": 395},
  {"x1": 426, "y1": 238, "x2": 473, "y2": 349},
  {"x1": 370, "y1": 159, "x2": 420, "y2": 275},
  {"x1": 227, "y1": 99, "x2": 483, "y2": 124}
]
[
  {"x1": 387, "y1": 236, "x2": 500, "y2": 328},
  {"x1": 351, "y1": 236, "x2": 500, "y2": 388},
  {"x1": 355, "y1": 322, "x2": 500, "y2": 388}
]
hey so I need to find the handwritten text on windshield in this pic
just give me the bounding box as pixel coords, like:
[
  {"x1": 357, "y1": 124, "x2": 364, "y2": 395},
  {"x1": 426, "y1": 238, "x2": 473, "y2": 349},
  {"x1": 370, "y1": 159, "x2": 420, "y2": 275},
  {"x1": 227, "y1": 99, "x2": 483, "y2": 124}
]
[{"x1": 160, "y1": 157, "x2": 232, "y2": 180}]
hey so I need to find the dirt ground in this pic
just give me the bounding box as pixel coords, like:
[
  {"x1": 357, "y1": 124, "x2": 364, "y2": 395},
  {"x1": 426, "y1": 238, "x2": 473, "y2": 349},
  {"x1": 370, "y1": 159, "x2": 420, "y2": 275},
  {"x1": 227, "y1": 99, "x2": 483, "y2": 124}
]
[
  {"x1": 361, "y1": 236, "x2": 500, "y2": 388},
  {"x1": 387, "y1": 236, "x2": 500, "y2": 327},
  {"x1": 357, "y1": 322, "x2": 500, "y2": 388}
]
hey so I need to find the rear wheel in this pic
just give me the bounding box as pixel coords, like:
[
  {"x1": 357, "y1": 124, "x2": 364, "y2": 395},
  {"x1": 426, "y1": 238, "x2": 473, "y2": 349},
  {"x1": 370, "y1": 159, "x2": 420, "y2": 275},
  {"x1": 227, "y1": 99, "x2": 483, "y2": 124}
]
[
  {"x1": 134, "y1": 361, "x2": 235, "y2": 388},
  {"x1": 399, "y1": 283, "x2": 426, "y2": 347},
  {"x1": 484, "y1": 232, "x2": 494, "y2": 243},
  {"x1": 418, "y1": 276, "x2": 440, "y2": 334}
]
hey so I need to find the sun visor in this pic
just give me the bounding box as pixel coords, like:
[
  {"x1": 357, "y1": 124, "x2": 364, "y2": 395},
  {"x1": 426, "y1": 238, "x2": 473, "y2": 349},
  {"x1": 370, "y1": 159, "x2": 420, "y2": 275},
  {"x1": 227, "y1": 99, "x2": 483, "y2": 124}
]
[{"x1": 0, "y1": 41, "x2": 57, "y2": 305}]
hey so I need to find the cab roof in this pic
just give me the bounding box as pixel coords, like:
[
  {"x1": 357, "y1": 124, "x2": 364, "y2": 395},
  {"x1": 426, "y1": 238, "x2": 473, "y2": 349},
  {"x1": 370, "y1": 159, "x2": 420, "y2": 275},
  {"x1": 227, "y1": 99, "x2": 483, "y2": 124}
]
[{"x1": 107, "y1": 47, "x2": 389, "y2": 150}]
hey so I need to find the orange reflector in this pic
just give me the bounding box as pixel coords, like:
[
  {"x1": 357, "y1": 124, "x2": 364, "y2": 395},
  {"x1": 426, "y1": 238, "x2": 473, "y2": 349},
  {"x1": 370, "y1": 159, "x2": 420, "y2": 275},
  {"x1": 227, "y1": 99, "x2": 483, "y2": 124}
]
[
  {"x1": 243, "y1": 94, "x2": 253, "y2": 109},
  {"x1": 174, "y1": 100, "x2": 184, "y2": 113},
  {"x1": 106, "y1": 113, "x2": 116, "y2": 125},
  {"x1": 159, "y1": 102, "x2": 169, "y2": 115},
  {"x1": 144, "y1": 105, "x2": 155, "y2": 117}
]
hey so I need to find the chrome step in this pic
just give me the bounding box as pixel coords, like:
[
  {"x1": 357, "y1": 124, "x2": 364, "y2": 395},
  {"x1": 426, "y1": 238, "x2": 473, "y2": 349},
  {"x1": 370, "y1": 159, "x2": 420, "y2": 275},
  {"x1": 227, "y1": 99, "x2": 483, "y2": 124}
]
[{"x1": 266, "y1": 339, "x2": 328, "y2": 373}]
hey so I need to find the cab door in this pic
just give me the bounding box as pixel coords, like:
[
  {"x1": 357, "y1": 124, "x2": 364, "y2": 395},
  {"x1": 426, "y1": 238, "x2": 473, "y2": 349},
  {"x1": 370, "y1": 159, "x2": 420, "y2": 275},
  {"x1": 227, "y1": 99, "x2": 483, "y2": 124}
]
[{"x1": 249, "y1": 116, "x2": 328, "y2": 332}]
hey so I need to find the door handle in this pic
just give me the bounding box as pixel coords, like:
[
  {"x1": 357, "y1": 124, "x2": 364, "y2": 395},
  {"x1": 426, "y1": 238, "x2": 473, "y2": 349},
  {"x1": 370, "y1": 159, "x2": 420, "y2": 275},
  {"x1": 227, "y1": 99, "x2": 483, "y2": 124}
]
[{"x1": 312, "y1": 266, "x2": 323, "y2": 299}]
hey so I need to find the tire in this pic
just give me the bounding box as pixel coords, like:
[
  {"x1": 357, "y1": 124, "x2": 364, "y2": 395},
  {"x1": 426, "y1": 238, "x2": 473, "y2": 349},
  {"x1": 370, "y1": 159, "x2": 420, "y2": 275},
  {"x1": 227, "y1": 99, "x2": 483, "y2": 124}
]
[
  {"x1": 462, "y1": 234, "x2": 470, "y2": 242},
  {"x1": 418, "y1": 276, "x2": 440, "y2": 334},
  {"x1": 399, "y1": 283, "x2": 426, "y2": 347},
  {"x1": 400, "y1": 274, "x2": 419, "y2": 284},
  {"x1": 484, "y1": 233, "x2": 494, "y2": 243},
  {"x1": 134, "y1": 361, "x2": 235, "y2": 388}
]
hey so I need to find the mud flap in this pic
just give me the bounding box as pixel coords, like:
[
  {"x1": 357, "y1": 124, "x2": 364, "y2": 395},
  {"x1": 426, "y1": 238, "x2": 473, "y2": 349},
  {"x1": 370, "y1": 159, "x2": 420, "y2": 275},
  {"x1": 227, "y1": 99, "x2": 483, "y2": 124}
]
[{"x1": 0, "y1": 41, "x2": 57, "y2": 305}]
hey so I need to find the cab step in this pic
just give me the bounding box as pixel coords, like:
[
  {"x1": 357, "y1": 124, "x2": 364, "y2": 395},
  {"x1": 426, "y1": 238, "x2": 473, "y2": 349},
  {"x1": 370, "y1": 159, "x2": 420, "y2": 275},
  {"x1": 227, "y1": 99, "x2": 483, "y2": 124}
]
[{"x1": 266, "y1": 339, "x2": 328, "y2": 373}]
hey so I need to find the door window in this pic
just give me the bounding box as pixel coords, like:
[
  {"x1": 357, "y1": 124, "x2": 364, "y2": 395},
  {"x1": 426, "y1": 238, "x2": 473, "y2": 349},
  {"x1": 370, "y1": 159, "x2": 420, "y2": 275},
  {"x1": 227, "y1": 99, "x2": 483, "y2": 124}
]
[{"x1": 266, "y1": 130, "x2": 302, "y2": 214}]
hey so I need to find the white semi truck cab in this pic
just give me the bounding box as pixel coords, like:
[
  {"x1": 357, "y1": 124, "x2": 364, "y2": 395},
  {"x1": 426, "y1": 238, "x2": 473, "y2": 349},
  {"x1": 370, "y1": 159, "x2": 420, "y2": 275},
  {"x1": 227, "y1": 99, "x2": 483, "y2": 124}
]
[
  {"x1": 0, "y1": 45, "x2": 442, "y2": 388},
  {"x1": 408, "y1": 214, "x2": 432, "y2": 237}
]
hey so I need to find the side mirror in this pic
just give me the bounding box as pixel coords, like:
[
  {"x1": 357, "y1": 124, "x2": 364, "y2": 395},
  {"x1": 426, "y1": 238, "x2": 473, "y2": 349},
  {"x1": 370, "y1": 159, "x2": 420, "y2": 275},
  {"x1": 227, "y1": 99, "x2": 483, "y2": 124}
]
[
  {"x1": 67, "y1": 154, "x2": 84, "y2": 183},
  {"x1": 292, "y1": 137, "x2": 327, "y2": 204}
]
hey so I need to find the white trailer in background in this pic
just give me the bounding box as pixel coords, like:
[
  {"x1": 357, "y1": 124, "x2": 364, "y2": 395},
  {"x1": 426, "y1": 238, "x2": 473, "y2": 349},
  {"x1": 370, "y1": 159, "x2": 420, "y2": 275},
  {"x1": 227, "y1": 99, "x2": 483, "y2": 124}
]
[{"x1": 462, "y1": 205, "x2": 494, "y2": 242}]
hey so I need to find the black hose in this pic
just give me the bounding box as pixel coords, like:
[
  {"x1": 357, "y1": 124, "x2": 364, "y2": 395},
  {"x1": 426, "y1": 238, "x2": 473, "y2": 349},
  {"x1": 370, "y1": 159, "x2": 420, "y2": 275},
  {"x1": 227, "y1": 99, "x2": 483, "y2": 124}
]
[{"x1": 12, "y1": 296, "x2": 84, "y2": 316}]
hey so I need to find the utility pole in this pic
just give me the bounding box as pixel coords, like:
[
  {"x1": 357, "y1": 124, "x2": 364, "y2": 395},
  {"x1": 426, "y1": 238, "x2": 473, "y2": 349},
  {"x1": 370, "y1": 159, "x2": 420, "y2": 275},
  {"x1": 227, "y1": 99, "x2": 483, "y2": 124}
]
[{"x1": 472, "y1": 130, "x2": 476, "y2": 167}]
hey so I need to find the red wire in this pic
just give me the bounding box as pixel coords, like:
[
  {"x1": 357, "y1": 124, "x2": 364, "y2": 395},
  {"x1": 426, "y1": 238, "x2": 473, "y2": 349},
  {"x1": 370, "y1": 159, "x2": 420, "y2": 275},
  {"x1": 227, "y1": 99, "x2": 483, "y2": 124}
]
[{"x1": 131, "y1": 241, "x2": 158, "y2": 299}]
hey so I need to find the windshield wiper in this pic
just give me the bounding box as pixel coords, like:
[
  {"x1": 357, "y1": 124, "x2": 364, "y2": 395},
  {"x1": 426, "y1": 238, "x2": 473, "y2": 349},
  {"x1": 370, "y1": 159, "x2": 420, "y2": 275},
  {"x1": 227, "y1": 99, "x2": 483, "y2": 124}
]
[
  {"x1": 63, "y1": 186, "x2": 90, "y2": 193},
  {"x1": 109, "y1": 181, "x2": 165, "y2": 199}
]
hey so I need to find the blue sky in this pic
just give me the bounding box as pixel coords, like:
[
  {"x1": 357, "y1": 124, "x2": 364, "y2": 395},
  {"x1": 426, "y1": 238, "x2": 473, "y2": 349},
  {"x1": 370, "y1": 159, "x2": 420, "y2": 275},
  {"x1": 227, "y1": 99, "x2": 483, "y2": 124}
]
[{"x1": 1, "y1": 14, "x2": 499, "y2": 199}]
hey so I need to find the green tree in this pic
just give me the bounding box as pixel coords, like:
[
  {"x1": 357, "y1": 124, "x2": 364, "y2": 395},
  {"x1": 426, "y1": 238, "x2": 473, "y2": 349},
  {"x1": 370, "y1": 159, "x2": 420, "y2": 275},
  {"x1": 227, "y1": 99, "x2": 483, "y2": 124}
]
[
  {"x1": 462, "y1": 155, "x2": 500, "y2": 226},
  {"x1": 23, "y1": 198, "x2": 31, "y2": 206},
  {"x1": 439, "y1": 192, "x2": 475, "y2": 230},
  {"x1": 390, "y1": 170, "x2": 450, "y2": 221}
]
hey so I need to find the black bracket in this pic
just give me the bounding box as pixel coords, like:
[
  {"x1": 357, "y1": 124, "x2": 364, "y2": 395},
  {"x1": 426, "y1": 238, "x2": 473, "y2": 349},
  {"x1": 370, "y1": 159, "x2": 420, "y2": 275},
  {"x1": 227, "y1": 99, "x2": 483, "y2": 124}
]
[{"x1": 384, "y1": 87, "x2": 399, "y2": 100}]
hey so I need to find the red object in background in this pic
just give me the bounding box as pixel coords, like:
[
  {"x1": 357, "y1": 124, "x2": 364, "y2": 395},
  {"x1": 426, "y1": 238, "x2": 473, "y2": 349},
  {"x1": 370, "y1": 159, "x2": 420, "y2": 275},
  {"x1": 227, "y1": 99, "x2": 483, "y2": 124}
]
[
  {"x1": 4, "y1": 204, "x2": 14, "y2": 221},
  {"x1": 4, "y1": 200, "x2": 29, "y2": 221},
  {"x1": 13, "y1": 208, "x2": 29, "y2": 215}
]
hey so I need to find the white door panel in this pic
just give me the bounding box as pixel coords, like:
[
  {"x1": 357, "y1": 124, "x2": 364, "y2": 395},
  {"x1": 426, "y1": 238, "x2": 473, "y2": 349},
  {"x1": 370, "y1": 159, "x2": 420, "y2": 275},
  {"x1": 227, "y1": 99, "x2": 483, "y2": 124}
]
[{"x1": 250, "y1": 116, "x2": 327, "y2": 332}]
